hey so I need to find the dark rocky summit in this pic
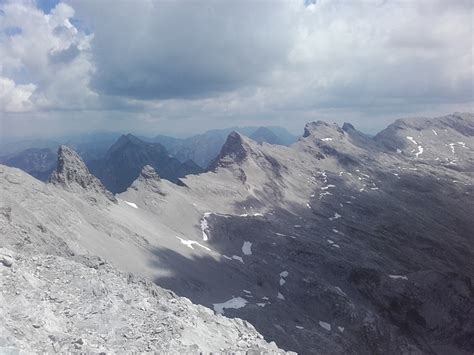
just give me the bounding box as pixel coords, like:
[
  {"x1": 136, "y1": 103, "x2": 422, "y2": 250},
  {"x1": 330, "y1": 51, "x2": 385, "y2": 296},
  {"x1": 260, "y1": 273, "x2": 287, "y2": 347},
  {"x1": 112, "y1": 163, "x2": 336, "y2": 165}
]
[{"x1": 89, "y1": 134, "x2": 203, "y2": 193}]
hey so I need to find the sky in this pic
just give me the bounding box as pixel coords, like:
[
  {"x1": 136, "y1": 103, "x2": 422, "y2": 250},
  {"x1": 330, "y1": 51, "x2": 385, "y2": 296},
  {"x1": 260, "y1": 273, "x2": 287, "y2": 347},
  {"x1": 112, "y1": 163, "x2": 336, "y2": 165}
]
[{"x1": 0, "y1": 0, "x2": 472, "y2": 138}]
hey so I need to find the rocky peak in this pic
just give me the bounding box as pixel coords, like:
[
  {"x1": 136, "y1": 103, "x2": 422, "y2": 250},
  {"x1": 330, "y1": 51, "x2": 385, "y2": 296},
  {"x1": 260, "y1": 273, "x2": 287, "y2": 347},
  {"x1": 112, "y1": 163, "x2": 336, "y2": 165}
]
[
  {"x1": 302, "y1": 121, "x2": 344, "y2": 139},
  {"x1": 207, "y1": 131, "x2": 253, "y2": 171},
  {"x1": 342, "y1": 122, "x2": 355, "y2": 132},
  {"x1": 49, "y1": 145, "x2": 116, "y2": 203},
  {"x1": 106, "y1": 134, "x2": 147, "y2": 157},
  {"x1": 139, "y1": 165, "x2": 161, "y2": 182},
  {"x1": 130, "y1": 165, "x2": 166, "y2": 195}
]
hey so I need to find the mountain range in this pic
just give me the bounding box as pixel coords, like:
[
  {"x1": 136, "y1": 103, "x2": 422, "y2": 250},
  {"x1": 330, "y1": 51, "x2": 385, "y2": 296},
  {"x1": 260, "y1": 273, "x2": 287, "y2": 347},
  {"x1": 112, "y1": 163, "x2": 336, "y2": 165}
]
[
  {"x1": 1, "y1": 113, "x2": 473, "y2": 354},
  {"x1": 0, "y1": 126, "x2": 297, "y2": 186},
  {"x1": 88, "y1": 134, "x2": 203, "y2": 193},
  {"x1": 149, "y1": 126, "x2": 298, "y2": 168}
]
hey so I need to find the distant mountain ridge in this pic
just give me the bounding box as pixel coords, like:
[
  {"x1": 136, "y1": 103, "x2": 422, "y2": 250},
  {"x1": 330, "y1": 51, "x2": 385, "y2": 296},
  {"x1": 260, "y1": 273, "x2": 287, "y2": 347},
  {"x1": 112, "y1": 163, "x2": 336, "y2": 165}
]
[
  {"x1": 89, "y1": 134, "x2": 203, "y2": 193},
  {"x1": 0, "y1": 147, "x2": 57, "y2": 181},
  {"x1": 151, "y1": 126, "x2": 298, "y2": 168}
]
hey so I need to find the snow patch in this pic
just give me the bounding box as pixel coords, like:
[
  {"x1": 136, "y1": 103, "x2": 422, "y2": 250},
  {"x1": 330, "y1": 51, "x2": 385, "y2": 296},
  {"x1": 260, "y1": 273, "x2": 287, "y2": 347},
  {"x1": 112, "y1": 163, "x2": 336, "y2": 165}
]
[
  {"x1": 200, "y1": 212, "x2": 212, "y2": 241},
  {"x1": 389, "y1": 274, "x2": 408, "y2": 280},
  {"x1": 213, "y1": 297, "x2": 247, "y2": 315},
  {"x1": 329, "y1": 213, "x2": 342, "y2": 221},
  {"x1": 242, "y1": 241, "x2": 252, "y2": 255},
  {"x1": 256, "y1": 303, "x2": 266, "y2": 307},
  {"x1": 338, "y1": 326, "x2": 345, "y2": 332},
  {"x1": 277, "y1": 292, "x2": 285, "y2": 300},
  {"x1": 124, "y1": 201, "x2": 138, "y2": 209},
  {"x1": 319, "y1": 191, "x2": 332, "y2": 199},
  {"x1": 279, "y1": 270, "x2": 289, "y2": 286},
  {"x1": 321, "y1": 184, "x2": 335, "y2": 190},
  {"x1": 321, "y1": 138, "x2": 333, "y2": 141},
  {"x1": 415, "y1": 146, "x2": 423, "y2": 158},
  {"x1": 232, "y1": 255, "x2": 244, "y2": 263},
  {"x1": 319, "y1": 321, "x2": 331, "y2": 331},
  {"x1": 448, "y1": 143, "x2": 456, "y2": 154},
  {"x1": 296, "y1": 326, "x2": 304, "y2": 329},
  {"x1": 432, "y1": 129, "x2": 438, "y2": 136},
  {"x1": 406, "y1": 136, "x2": 417, "y2": 145},
  {"x1": 240, "y1": 213, "x2": 264, "y2": 217},
  {"x1": 175, "y1": 236, "x2": 210, "y2": 251}
]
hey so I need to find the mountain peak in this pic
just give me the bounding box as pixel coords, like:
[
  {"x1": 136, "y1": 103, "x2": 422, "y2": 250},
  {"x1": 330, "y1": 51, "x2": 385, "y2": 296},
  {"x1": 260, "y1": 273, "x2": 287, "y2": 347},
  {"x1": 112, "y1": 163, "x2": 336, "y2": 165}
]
[
  {"x1": 303, "y1": 121, "x2": 344, "y2": 139},
  {"x1": 342, "y1": 122, "x2": 355, "y2": 131},
  {"x1": 129, "y1": 164, "x2": 166, "y2": 194},
  {"x1": 207, "y1": 131, "x2": 252, "y2": 171},
  {"x1": 249, "y1": 127, "x2": 282, "y2": 145},
  {"x1": 106, "y1": 134, "x2": 148, "y2": 157},
  {"x1": 139, "y1": 165, "x2": 161, "y2": 181},
  {"x1": 49, "y1": 145, "x2": 116, "y2": 203}
]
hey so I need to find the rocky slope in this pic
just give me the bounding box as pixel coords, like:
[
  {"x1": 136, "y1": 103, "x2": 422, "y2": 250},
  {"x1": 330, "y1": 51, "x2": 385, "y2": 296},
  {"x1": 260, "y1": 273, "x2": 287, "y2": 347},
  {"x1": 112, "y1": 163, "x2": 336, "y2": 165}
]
[
  {"x1": 1, "y1": 112, "x2": 473, "y2": 354},
  {"x1": 0, "y1": 248, "x2": 284, "y2": 353}
]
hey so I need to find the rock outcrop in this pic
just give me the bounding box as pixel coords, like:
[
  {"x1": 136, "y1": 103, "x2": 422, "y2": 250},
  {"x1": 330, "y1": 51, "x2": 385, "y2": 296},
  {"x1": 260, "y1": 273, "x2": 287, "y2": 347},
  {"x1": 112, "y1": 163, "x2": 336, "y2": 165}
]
[{"x1": 49, "y1": 145, "x2": 116, "y2": 203}]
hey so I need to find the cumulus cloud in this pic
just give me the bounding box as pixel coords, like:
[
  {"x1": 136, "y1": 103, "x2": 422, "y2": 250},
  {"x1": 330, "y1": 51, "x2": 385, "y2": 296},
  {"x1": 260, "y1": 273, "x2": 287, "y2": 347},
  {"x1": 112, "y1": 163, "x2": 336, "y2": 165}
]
[
  {"x1": 0, "y1": 0, "x2": 472, "y2": 136},
  {"x1": 0, "y1": 76, "x2": 36, "y2": 112},
  {"x1": 0, "y1": 0, "x2": 96, "y2": 112}
]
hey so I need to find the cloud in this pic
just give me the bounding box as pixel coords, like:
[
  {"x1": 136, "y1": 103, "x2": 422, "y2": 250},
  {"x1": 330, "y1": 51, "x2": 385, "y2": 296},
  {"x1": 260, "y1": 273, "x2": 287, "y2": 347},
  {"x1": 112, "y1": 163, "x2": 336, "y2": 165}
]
[
  {"x1": 0, "y1": 0, "x2": 472, "y2": 136},
  {"x1": 70, "y1": 0, "x2": 296, "y2": 100},
  {"x1": 0, "y1": 76, "x2": 36, "y2": 112},
  {"x1": 71, "y1": 0, "x2": 472, "y2": 107},
  {"x1": 0, "y1": 0, "x2": 96, "y2": 112}
]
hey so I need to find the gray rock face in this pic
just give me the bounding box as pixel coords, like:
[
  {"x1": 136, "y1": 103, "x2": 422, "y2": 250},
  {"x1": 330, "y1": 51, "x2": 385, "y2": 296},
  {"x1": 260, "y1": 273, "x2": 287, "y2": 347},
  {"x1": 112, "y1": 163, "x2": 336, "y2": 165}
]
[{"x1": 49, "y1": 145, "x2": 117, "y2": 203}]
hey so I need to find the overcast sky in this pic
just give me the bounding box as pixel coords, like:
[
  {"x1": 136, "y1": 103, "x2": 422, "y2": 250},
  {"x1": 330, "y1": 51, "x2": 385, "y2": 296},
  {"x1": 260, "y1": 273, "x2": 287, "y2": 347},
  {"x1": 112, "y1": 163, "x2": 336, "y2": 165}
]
[{"x1": 0, "y1": 0, "x2": 472, "y2": 138}]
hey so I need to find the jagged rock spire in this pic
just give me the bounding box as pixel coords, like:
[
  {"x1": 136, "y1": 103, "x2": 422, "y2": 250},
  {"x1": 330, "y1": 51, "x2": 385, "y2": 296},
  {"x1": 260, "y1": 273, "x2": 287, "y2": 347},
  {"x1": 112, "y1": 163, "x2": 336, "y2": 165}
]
[
  {"x1": 49, "y1": 145, "x2": 116, "y2": 203},
  {"x1": 129, "y1": 165, "x2": 166, "y2": 195},
  {"x1": 139, "y1": 165, "x2": 161, "y2": 181},
  {"x1": 207, "y1": 131, "x2": 251, "y2": 171}
]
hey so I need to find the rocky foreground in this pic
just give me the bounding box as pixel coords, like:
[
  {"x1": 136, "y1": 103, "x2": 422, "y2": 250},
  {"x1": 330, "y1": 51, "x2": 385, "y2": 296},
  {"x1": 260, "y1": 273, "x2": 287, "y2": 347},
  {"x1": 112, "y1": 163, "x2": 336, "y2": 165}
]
[{"x1": 0, "y1": 248, "x2": 286, "y2": 353}]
